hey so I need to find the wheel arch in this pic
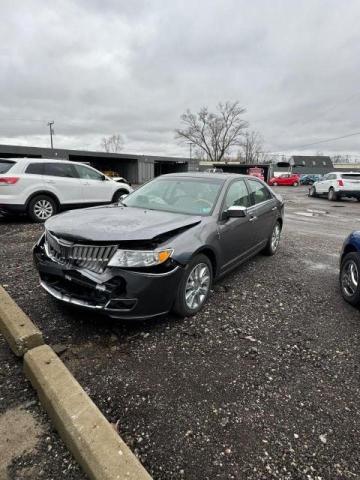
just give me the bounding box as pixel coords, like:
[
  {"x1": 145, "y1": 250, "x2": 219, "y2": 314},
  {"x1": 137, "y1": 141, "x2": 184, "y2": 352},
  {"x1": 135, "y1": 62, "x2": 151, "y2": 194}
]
[
  {"x1": 25, "y1": 191, "x2": 61, "y2": 211},
  {"x1": 193, "y1": 246, "x2": 218, "y2": 278},
  {"x1": 112, "y1": 188, "x2": 129, "y2": 202},
  {"x1": 341, "y1": 244, "x2": 358, "y2": 263}
]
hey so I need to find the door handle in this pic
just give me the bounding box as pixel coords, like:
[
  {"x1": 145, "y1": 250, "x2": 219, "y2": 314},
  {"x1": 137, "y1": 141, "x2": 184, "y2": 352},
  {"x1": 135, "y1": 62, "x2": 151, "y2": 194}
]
[{"x1": 249, "y1": 215, "x2": 258, "y2": 222}]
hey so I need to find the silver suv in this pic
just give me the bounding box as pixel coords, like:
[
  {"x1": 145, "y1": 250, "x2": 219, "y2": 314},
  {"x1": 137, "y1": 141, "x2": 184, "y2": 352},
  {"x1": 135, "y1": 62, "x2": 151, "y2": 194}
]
[{"x1": 0, "y1": 158, "x2": 132, "y2": 222}]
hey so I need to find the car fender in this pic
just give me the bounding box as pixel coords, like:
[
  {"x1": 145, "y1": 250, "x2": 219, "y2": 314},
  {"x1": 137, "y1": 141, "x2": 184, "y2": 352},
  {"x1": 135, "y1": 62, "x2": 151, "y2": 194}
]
[
  {"x1": 165, "y1": 221, "x2": 221, "y2": 276},
  {"x1": 25, "y1": 189, "x2": 61, "y2": 209},
  {"x1": 109, "y1": 181, "x2": 132, "y2": 195}
]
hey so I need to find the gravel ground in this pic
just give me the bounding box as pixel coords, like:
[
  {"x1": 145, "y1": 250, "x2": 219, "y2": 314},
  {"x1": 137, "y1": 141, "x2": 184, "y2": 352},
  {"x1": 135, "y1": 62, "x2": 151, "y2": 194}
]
[{"x1": 0, "y1": 186, "x2": 360, "y2": 479}]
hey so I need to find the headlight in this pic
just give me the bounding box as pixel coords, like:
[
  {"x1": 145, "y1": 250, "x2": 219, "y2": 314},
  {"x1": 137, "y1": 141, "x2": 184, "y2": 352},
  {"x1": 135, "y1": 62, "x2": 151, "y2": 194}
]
[{"x1": 108, "y1": 248, "x2": 173, "y2": 268}]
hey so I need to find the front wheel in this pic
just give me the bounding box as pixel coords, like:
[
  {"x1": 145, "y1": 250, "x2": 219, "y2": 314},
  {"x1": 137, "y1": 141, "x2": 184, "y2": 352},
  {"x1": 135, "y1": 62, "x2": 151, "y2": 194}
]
[
  {"x1": 340, "y1": 252, "x2": 360, "y2": 306},
  {"x1": 263, "y1": 221, "x2": 282, "y2": 256},
  {"x1": 112, "y1": 189, "x2": 128, "y2": 203},
  {"x1": 172, "y1": 254, "x2": 213, "y2": 317}
]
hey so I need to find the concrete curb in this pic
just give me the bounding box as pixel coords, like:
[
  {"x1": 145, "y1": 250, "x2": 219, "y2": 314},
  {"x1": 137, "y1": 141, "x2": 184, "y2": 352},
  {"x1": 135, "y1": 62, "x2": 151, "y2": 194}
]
[
  {"x1": 0, "y1": 285, "x2": 44, "y2": 357},
  {"x1": 24, "y1": 345, "x2": 152, "y2": 480}
]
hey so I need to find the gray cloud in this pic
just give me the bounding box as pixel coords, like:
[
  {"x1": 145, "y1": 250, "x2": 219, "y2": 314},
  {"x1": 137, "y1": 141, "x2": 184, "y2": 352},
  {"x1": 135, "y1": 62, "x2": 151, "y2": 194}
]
[{"x1": 1, "y1": 0, "x2": 360, "y2": 157}]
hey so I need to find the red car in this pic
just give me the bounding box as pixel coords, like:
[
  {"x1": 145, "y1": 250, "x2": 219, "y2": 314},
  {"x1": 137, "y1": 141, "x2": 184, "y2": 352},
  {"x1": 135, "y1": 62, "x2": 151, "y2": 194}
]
[{"x1": 268, "y1": 173, "x2": 300, "y2": 186}]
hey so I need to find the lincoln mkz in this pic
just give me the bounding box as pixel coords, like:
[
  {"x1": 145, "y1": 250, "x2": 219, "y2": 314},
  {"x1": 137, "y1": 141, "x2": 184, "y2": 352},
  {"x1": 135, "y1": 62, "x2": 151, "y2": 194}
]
[{"x1": 33, "y1": 173, "x2": 284, "y2": 319}]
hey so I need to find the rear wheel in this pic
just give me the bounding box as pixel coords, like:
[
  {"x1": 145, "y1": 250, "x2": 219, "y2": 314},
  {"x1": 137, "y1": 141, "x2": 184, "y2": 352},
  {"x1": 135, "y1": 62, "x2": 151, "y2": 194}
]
[
  {"x1": 340, "y1": 252, "x2": 360, "y2": 306},
  {"x1": 28, "y1": 195, "x2": 57, "y2": 223},
  {"x1": 172, "y1": 254, "x2": 213, "y2": 317},
  {"x1": 328, "y1": 188, "x2": 337, "y2": 201},
  {"x1": 263, "y1": 221, "x2": 282, "y2": 256}
]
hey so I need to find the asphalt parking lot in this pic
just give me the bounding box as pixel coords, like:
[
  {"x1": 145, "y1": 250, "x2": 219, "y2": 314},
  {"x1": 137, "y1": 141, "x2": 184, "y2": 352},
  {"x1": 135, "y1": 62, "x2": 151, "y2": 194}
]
[{"x1": 1, "y1": 185, "x2": 360, "y2": 480}]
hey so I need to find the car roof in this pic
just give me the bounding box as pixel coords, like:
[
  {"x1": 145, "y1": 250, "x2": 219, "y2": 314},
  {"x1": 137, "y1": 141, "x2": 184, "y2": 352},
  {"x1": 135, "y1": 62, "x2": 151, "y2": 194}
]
[
  {"x1": 159, "y1": 172, "x2": 254, "y2": 181},
  {"x1": 0, "y1": 157, "x2": 75, "y2": 163}
]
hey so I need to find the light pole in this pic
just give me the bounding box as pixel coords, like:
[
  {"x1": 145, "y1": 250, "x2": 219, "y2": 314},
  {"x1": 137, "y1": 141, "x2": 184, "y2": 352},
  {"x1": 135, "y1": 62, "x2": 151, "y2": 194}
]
[{"x1": 47, "y1": 121, "x2": 54, "y2": 149}]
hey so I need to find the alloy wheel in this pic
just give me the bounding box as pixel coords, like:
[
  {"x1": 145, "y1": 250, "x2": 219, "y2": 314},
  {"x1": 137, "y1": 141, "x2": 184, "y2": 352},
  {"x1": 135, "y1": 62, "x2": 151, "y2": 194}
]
[
  {"x1": 185, "y1": 263, "x2": 211, "y2": 310},
  {"x1": 34, "y1": 200, "x2": 53, "y2": 220},
  {"x1": 271, "y1": 223, "x2": 281, "y2": 252},
  {"x1": 341, "y1": 260, "x2": 359, "y2": 297}
]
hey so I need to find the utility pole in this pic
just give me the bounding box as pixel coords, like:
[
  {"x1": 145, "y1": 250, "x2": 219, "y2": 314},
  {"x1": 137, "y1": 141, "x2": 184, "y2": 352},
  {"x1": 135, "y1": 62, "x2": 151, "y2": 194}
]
[
  {"x1": 187, "y1": 142, "x2": 194, "y2": 161},
  {"x1": 47, "y1": 121, "x2": 54, "y2": 149}
]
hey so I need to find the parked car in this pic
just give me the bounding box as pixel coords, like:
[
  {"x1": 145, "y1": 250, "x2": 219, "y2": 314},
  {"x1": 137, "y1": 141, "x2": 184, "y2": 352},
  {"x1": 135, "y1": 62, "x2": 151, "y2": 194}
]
[
  {"x1": 268, "y1": 173, "x2": 300, "y2": 186},
  {"x1": 309, "y1": 172, "x2": 360, "y2": 201},
  {"x1": 339, "y1": 231, "x2": 360, "y2": 306},
  {"x1": 300, "y1": 174, "x2": 322, "y2": 185},
  {"x1": 33, "y1": 172, "x2": 284, "y2": 319},
  {"x1": 0, "y1": 158, "x2": 132, "y2": 222}
]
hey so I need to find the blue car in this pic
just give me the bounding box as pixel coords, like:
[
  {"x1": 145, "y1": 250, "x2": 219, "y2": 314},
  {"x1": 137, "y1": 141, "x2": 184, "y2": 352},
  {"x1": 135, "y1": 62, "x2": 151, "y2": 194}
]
[{"x1": 340, "y1": 232, "x2": 360, "y2": 305}]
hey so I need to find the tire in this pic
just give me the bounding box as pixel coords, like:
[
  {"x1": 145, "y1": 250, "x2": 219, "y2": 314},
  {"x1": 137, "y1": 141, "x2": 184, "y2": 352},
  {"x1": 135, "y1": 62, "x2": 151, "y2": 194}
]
[
  {"x1": 112, "y1": 189, "x2": 128, "y2": 203},
  {"x1": 309, "y1": 186, "x2": 317, "y2": 197},
  {"x1": 172, "y1": 253, "x2": 213, "y2": 317},
  {"x1": 28, "y1": 195, "x2": 57, "y2": 223},
  {"x1": 263, "y1": 220, "x2": 282, "y2": 256},
  {"x1": 328, "y1": 188, "x2": 337, "y2": 201},
  {"x1": 340, "y1": 252, "x2": 360, "y2": 306}
]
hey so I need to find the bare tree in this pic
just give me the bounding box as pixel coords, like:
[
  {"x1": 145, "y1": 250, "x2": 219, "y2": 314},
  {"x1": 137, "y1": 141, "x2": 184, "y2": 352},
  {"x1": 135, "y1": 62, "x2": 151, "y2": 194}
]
[
  {"x1": 175, "y1": 101, "x2": 248, "y2": 162},
  {"x1": 239, "y1": 130, "x2": 267, "y2": 163},
  {"x1": 100, "y1": 134, "x2": 124, "y2": 153}
]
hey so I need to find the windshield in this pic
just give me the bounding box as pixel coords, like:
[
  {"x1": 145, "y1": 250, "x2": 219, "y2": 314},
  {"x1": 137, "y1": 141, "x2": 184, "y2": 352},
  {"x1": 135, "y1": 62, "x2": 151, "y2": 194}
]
[
  {"x1": 0, "y1": 160, "x2": 15, "y2": 174},
  {"x1": 123, "y1": 177, "x2": 224, "y2": 215}
]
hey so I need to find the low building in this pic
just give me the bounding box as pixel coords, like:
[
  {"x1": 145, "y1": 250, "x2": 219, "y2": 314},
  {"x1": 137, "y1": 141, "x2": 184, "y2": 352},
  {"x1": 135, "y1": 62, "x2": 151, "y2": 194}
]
[
  {"x1": 0, "y1": 144, "x2": 198, "y2": 184},
  {"x1": 291, "y1": 155, "x2": 333, "y2": 175}
]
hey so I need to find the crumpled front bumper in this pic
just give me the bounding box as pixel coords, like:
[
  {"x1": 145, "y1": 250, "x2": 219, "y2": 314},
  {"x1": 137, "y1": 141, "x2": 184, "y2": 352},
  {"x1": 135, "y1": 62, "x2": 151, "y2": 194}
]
[{"x1": 33, "y1": 235, "x2": 183, "y2": 319}]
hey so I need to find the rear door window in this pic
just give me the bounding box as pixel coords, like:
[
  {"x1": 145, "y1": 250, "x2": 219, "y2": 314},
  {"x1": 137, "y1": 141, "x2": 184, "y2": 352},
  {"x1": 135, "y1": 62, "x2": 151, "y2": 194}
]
[
  {"x1": 25, "y1": 163, "x2": 44, "y2": 174},
  {"x1": 248, "y1": 179, "x2": 272, "y2": 205},
  {"x1": 43, "y1": 163, "x2": 78, "y2": 178},
  {"x1": 0, "y1": 160, "x2": 15, "y2": 173}
]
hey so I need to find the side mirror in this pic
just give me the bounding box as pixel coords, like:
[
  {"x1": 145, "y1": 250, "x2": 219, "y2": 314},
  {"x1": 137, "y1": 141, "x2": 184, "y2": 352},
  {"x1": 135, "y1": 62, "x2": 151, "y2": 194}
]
[
  {"x1": 101, "y1": 175, "x2": 107, "y2": 181},
  {"x1": 225, "y1": 205, "x2": 247, "y2": 218}
]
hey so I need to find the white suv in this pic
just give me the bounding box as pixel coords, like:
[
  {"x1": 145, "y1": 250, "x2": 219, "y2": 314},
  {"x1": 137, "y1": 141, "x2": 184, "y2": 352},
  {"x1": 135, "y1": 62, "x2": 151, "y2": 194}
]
[
  {"x1": 309, "y1": 171, "x2": 360, "y2": 201},
  {"x1": 0, "y1": 158, "x2": 132, "y2": 222}
]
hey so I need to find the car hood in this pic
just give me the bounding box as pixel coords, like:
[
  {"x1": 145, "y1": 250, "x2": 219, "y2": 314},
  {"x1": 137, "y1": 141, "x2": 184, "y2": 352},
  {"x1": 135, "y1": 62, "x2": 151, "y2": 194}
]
[{"x1": 45, "y1": 205, "x2": 202, "y2": 242}]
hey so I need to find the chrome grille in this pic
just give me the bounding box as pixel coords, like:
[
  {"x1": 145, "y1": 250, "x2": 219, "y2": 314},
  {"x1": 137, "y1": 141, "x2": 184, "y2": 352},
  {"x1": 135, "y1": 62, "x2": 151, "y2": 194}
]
[{"x1": 44, "y1": 230, "x2": 118, "y2": 273}]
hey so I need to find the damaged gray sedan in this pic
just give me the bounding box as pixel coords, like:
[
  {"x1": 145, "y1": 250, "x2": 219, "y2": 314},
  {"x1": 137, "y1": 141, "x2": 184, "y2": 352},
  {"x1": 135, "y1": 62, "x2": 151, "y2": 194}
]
[{"x1": 33, "y1": 172, "x2": 284, "y2": 319}]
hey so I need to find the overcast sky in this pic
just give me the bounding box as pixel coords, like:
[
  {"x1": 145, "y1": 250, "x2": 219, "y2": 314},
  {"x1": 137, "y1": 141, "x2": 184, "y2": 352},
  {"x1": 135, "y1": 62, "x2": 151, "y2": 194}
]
[{"x1": 1, "y1": 0, "x2": 360, "y2": 158}]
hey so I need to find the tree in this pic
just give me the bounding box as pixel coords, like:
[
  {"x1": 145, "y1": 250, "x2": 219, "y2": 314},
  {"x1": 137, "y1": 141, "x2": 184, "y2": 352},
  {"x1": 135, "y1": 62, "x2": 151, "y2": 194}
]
[
  {"x1": 239, "y1": 130, "x2": 267, "y2": 163},
  {"x1": 175, "y1": 101, "x2": 248, "y2": 162},
  {"x1": 100, "y1": 134, "x2": 124, "y2": 153}
]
